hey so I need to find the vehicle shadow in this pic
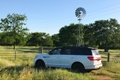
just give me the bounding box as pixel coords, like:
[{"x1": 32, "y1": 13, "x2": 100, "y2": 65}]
[{"x1": 34, "y1": 66, "x2": 89, "y2": 74}]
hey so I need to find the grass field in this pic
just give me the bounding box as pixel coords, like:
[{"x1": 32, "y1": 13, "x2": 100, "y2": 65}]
[{"x1": 0, "y1": 46, "x2": 120, "y2": 80}]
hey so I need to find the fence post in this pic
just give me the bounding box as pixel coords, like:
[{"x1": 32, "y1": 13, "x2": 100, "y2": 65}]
[
  {"x1": 107, "y1": 52, "x2": 110, "y2": 62},
  {"x1": 41, "y1": 47, "x2": 43, "y2": 53},
  {"x1": 14, "y1": 49, "x2": 16, "y2": 60}
]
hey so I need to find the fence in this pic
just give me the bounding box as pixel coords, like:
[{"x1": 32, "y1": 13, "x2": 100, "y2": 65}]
[
  {"x1": 0, "y1": 47, "x2": 54, "y2": 59},
  {"x1": 101, "y1": 52, "x2": 120, "y2": 62},
  {"x1": 0, "y1": 46, "x2": 120, "y2": 62}
]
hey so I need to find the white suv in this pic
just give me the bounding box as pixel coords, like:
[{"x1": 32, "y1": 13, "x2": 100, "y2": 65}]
[{"x1": 34, "y1": 46, "x2": 102, "y2": 72}]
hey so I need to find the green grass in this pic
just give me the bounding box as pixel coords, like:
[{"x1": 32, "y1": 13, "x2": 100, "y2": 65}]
[
  {"x1": 91, "y1": 61, "x2": 120, "y2": 80},
  {"x1": 0, "y1": 67, "x2": 95, "y2": 80},
  {"x1": 91, "y1": 49, "x2": 120, "y2": 79},
  {"x1": 0, "y1": 46, "x2": 120, "y2": 80},
  {"x1": 0, "y1": 46, "x2": 96, "y2": 80},
  {"x1": 0, "y1": 66, "x2": 95, "y2": 80}
]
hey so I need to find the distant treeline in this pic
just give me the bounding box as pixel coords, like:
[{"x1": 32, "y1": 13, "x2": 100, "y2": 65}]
[{"x1": 0, "y1": 13, "x2": 120, "y2": 52}]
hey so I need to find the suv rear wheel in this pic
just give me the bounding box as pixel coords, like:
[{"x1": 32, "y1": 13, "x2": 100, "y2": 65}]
[{"x1": 72, "y1": 63, "x2": 85, "y2": 73}]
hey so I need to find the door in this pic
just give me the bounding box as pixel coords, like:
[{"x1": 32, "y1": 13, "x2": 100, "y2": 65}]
[
  {"x1": 60, "y1": 47, "x2": 75, "y2": 68},
  {"x1": 44, "y1": 48, "x2": 61, "y2": 67}
]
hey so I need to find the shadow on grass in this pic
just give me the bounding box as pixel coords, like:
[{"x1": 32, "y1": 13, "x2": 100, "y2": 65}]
[
  {"x1": 0, "y1": 66, "x2": 24, "y2": 72},
  {"x1": 16, "y1": 49, "x2": 40, "y2": 53},
  {"x1": 102, "y1": 56, "x2": 107, "y2": 58},
  {"x1": 115, "y1": 54, "x2": 120, "y2": 57},
  {"x1": 34, "y1": 67, "x2": 89, "y2": 74},
  {"x1": 18, "y1": 48, "x2": 40, "y2": 50},
  {"x1": 0, "y1": 65, "x2": 35, "y2": 74},
  {"x1": 0, "y1": 65, "x2": 90, "y2": 75},
  {"x1": 21, "y1": 50, "x2": 39, "y2": 53}
]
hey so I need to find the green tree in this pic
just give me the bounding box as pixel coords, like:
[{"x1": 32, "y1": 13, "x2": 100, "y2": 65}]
[
  {"x1": 59, "y1": 23, "x2": 84, "y2": 46},
  {"x1": 0, "y1": 32, "x2": 14, "y2": 45},
  {"x1": 43, "y1": 34, "x2": 53, "y2": 46},
  {"x1": 0, "y1": 13, "x2": 29, "y2": 49},
  {"x1": 52, "y1": 34, "x2": 60, "y2": 46},
  {"x1": 26, "y1": 32, "x2": 53, "y2": 46},
  {"x1": 84, "y1": 18, "x2": 120, "y2": 51},
  {"x1": 84, "y1": 24, "x2": 98, "y2": 47},
  {"x1": 26, "y1": 32, "x2": 42, "y2": 46}
]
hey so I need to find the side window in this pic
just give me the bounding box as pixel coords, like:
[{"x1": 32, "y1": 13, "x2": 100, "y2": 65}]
[
  {"x1": 75, "y1": 48, "x2": 92, "y2": 55},
  {"x1": 83, "y1": 49, "x2": 91, "y2": 55},
  {"x1": 65, "y1": 49, "x2": 71, "y2": 54},
  {"x1": 50, "y1": 48, "x2": 61, "y2": 55},
  {"x1": 61, "y1": 48, "x2": 71, "y2": 55},
  {"x1": 76, "y1": 48, "x2": 83, "y2": 55}
]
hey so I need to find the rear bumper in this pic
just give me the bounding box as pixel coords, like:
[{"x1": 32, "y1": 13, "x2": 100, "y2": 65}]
[{"x1": 85, "y1": 64, "x2": 102, "y2": 70}]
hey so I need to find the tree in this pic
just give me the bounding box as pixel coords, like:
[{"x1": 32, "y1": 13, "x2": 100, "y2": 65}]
[
  {"x1": 0, "y1": 32, "x2": 14, "y2": 45},
  {"x1": 26, "y1": 32, "x2": 53, "y2": 46},
  {"x1": 26, "y1": 32, "x2": 42, "y2": 46},
  {"x1": 59, "y1": 23, "x2": 84, "y2": 46},
  {"x1": 84, "y1": 18, "x2": 120, "y2": 51},
  {"x1": 52, "y1": 34, "x2": 60, "y2": 46},
  {"x1": 0, "y1": 13, "x2": 29, "y2": 49},
  {"x1": 84, "y1": 24, "x2": 98, "y2": 47}
]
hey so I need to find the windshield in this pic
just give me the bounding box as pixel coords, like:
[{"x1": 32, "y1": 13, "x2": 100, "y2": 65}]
[{"x1": 49, "y1": 48, "x2": 61, "y2": 55}]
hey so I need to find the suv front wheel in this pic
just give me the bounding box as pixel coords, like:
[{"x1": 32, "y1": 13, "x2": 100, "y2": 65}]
[{"x1": 35, "y1": 60, "x2": 46, "y2": 69}]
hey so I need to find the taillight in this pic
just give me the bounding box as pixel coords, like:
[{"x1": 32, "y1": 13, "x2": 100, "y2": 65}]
[{"x1": 88, "y1": 56, "x2": 101, "y2": 61}]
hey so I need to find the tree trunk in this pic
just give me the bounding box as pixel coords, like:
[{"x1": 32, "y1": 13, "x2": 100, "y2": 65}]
[
  {"x1": 104, "y1": 44, "x2": 109, "y2": 52},
  {"x1": 14, "y1": 41, "x2": 16, "y2": 60},
  {"x1": 13, "y1": 44, "x2": 15, "y2": 49},
  {"x1": 104, "y1": 48, "x2": 108, "y2": 52}
]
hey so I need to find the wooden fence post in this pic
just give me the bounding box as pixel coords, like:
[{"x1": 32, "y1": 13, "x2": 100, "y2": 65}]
[
  {"x1": 14, "y1": 49, "x2": 16, "y2": 60},
  {"x1": 41, "y1": 47, "x2": 43, "y2": 53},
  {"x1": 107, "y1": 52, "x2": 110, "y2": 62}
]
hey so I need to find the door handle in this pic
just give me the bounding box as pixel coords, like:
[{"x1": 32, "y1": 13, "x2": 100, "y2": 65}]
[{"x1": 43, "y1": 56, "x2": 50, "y2": 58}]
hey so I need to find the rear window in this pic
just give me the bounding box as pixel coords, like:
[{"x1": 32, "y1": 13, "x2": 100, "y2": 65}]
[{"x1": 91, "y1": 49, "x2": 99, "y2": 55}]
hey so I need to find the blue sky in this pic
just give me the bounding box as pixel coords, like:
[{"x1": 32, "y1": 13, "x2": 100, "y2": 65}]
[{"x1": 0, "y1": 0, "x2": 120, "y2": 35}]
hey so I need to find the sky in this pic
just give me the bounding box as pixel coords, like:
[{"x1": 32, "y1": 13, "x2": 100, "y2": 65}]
[{"x1": 0, "y1": 0, "x2": 120, "y2": 35}]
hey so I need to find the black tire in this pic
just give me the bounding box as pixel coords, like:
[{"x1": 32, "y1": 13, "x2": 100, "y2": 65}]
[
  {"x1": 35, "y1": 60, "x2": 46, "y2": 69},
  {"x1": 72, "y1": 63, "x2": 85, "y2": 73}
]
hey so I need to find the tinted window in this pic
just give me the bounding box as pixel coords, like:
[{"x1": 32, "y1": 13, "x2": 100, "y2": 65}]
[
  {"x1": 51, "y1": 47, "x2": 93, "y2": 55},
  {"x1": 61, "y1": 48, "x2": 72, "y2": 55},
  {"x1": 72, "y1": 47, "x2": 92, "y2": 55},
  {"x1": 49, "y1": 48, "x2": 61, "y2": 54}
]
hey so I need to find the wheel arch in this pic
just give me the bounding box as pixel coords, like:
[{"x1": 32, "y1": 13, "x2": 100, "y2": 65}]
[
  {"x1": 35, "y1": 59, "x2": 46, "y2": 66},
  {"x1": 71, "y1": 62, "x2": 85, "y2": 69}
]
